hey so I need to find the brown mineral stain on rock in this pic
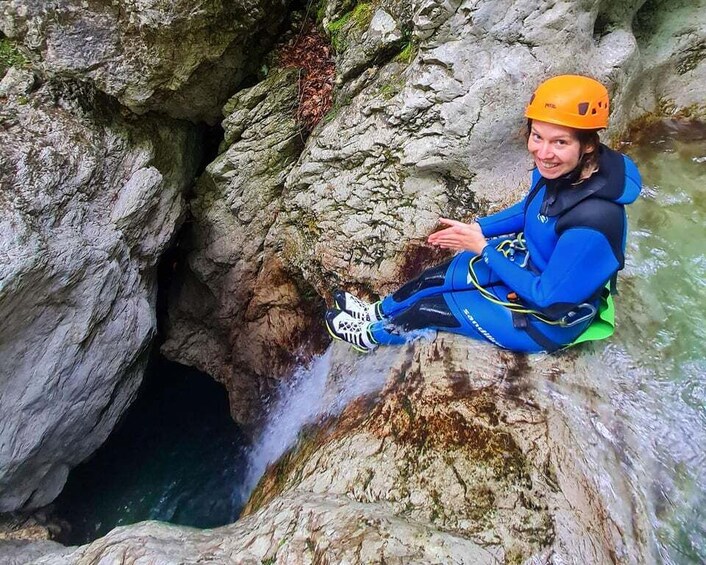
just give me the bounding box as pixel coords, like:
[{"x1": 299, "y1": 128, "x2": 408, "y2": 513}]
[
  {"x1": 371, "y1": 388, "x2": 528, "y2": 481},
  {"x1": 392, "y1": 242, "x2": 452, "y2": 292}
]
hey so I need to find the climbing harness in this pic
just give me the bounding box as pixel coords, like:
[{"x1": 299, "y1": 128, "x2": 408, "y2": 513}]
[
  {"x1": 467, "y1": 233, "x2": 614, "y2": 351},
  {"x1": 467, "y1": 233, "x2": 596, "y2": 327}
]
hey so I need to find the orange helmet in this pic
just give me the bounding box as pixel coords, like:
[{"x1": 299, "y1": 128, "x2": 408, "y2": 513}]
[{"x1": 525, "y1": 75, "x2": 609, "y2": 130}]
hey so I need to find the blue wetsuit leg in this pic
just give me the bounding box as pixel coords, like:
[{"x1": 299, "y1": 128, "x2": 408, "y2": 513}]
[
  {"x1": 371, "y1": 252, "x2": 593, "y2": 352},
  {"x1": 380, "y1": 252, "x2": 499, "y2": 317},
  {"x1": 442, "y1": 289, "x2": 591, "y2": 352}
]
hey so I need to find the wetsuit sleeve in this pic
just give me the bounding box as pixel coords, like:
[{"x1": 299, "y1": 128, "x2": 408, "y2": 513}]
[
  {"x1": 481, "y1": 228, "x2": 620, "y2": 312},
  {"x1": 477, "y1": 199, "x2": 525, "y2": 238}
]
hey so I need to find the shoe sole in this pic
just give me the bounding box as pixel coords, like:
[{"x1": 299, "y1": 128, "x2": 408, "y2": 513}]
[
  {"x1": 333, "y1": 290, "x2": 378, "y2": 322},
  {"x1": 325, "y1": 311, "x2": 371, "y2": 354}
]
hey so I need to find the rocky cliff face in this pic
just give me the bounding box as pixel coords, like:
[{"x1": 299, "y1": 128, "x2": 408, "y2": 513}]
[
  {"x1": 0, "y1": 73, "x2": 199, "y2": 511},
  {"x1": 0, "y1": 0, "x2": 289, "y2": 122},
  {"x1": 160, "y1": 68, "x2": 327, "y2": 426},
  {"x1": 0, "y1": 0, "x2": 292, "y2": 512},
  {"x1": 278, "y1": 0, "x2": 706, "y2": 300}
]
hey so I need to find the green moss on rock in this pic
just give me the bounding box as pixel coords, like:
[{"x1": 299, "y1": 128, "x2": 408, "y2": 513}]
[
  {"x1": 327, "y1": 2, "x2": 376, "y2": 53},
  {"x1": 394, "y1": 40, "x2": 417, "y2": 64},
  {"x1": 0, "y1": 37, "x2": 28, "y2": 79}
]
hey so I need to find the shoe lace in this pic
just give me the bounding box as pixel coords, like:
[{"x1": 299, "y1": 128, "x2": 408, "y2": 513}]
[
  {"x1": 344, "y1": 293, "x2": 373, "y2": 321},
  {"x1": 334, "y1": 315, "x2": 371, "y2": 348}
]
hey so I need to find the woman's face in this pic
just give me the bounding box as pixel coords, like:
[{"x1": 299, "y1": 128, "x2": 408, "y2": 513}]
[{"x1": 527, "y1": 120, "x2": 584, "y2": 179}]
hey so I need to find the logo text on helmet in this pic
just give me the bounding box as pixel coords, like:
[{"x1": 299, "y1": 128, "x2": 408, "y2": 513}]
[{"x1": 544, "y1": 103, "x2": 556, "y2": 108}]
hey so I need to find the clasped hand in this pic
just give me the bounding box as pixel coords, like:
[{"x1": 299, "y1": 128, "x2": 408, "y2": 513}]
[{"x1": 427, "y1": 218, "x2": 488, "y2": 255}]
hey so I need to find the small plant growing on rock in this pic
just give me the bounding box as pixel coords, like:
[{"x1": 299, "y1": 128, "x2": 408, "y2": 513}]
[{"x1": 0, "y1": 36, "x2": 28, "y2": 79}]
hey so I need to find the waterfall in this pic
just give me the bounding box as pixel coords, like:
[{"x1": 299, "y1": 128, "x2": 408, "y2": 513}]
[{"x1": 235, "y1": 342, "x2": 407, "y2": 509}]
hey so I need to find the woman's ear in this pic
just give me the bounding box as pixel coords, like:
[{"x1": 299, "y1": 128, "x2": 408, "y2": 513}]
[{"x1": 582, "y1": 141, "x2": 597, "y2": 154}]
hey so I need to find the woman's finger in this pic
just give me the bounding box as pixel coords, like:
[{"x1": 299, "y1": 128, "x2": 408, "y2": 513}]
[{"x1": 438, "y1": 217, "x2": 467, "y2": 228}]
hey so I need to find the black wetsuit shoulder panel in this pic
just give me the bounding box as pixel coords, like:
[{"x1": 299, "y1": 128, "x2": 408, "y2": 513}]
[{"x1": 555, "y1": 198, "x2": 626, "y2": 267}]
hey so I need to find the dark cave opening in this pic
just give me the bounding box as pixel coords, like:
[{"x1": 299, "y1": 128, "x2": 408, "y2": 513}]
[
  {"x1": 194, "y1": 121, "x2": 226, "y2": 179},
  {"x1": 51, "y1": 355, "x2": 250, "y2": 546}
]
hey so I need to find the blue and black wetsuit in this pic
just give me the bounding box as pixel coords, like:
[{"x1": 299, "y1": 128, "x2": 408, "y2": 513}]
[{"x1": 369, "y1": 144, "x2": 642, "y2": 352}]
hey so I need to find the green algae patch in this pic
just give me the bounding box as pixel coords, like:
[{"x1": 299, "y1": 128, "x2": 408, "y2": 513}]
[
  {"x1": 0, "y1": 37, "x2": 28, "y2": 79},
  {"x1": 618, "y1": 115, "x2": 706, "y2": 150},
  {"x1": 327, "y1": 3, "x2": 376, "y2": 53},
  {"x1": 351, "y1": 3, "x2": 375, "y2": 27}
]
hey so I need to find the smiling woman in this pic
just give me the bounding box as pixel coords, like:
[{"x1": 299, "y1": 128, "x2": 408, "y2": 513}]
[
  {"x1": 325, "y1": 75, "x2": 642, "y2": 354},
  {"x1": 525, "y1": 74, "x2": 606, "y2": 181}
]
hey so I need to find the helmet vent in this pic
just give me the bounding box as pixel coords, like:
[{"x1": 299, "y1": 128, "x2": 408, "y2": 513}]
[{"x1": 577, "y1": 102, "x2": 589, "y2": 115}]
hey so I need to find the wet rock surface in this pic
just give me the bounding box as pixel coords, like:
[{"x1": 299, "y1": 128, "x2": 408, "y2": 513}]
[
  {"x1": 19, "y1": 338, "x2": 652, "y2": 564},
  {"x1": 0, "y1": 76, "x2": 199, "y2": 511},
  {"x1": 147, "y1": 0, "x2": 704, "y2": 426},
  {"x1": 0, "y1": 512, "x2": 73, "y2": 565}
]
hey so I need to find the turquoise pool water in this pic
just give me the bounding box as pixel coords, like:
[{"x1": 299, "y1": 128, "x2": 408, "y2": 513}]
[
  {"x1": 53, "y1": 357, "x2": 249, "y2": 545},
  {"x1": 617, "y1": 119, "x2": 705, "y2": 563}
]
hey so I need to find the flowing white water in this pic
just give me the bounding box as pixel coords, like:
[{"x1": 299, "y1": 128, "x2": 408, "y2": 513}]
[{"x1": 234, "y1": 342, "x2": 407, "y2": 509}]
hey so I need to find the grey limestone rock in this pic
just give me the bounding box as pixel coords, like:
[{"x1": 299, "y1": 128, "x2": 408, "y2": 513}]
[
  {"x1": 0, "y1": 78, "x2": 199, "y2": 511},
  {"x1": 1, "y1": 0, "x2": 704, "y2": 552},
  {"x1": 324, "y1": 0, "x2": 413, "y2": 84},
  {"x1": 624, "y1": 0, "x2": 706, "y2": 119},
  {"x1": 0, "y1": 0, "x2": 291, "y2": 122},
  {"x1": 24, "y1": 337, "x2": 654, "y2": 563},
  {"x1": 336, "y1": 7, "x2": 406, "y2": 81},
  {"x1": 0, "y1": 540, "x2": 74, "y2": 565},
  {"x1": 0, "y1": 66, "x2": 34, "y2": 98},
  {"x1": 161, "y1": 68, "x2": 324, "y2": 426}
]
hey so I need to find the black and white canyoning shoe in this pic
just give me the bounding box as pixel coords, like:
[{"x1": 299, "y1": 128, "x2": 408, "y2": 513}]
[
  {"x1": 332, "y1": 290, "x2": 383, "y2": 323},
  {"x1": 325, "y1": 309, "x2": 377, "y2": 353}
]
